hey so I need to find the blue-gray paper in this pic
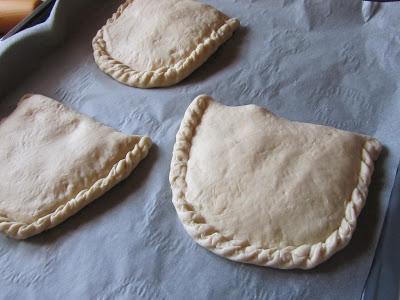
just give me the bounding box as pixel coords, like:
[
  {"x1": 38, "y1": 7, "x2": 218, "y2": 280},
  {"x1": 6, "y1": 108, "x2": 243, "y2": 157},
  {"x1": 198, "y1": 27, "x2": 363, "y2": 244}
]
[{"x1": 0, "y1": 0, "x2": 399, "y2": 299}]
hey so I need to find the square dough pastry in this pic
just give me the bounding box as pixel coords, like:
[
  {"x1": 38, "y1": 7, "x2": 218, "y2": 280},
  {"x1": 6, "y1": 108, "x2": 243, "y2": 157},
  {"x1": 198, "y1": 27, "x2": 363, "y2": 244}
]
[
  {"x1": 92, "y1": 0, "x2": 239, "y2": 88},
  {"x1": 0, "y1": 94, "x2": 152, "y2": 239},
  {"x1": 169, "y1": 95, "x2": 382, "y2": 269}
]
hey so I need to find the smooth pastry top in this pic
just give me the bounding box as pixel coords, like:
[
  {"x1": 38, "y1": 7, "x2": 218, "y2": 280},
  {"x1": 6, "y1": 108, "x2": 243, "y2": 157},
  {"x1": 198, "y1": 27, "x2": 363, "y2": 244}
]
[
  {"x1": 187, "y1": 101, "x2": 363, "y2": 248},
  {"x1": 102, "y1": 0, "x2": 230, "y2": 71}
]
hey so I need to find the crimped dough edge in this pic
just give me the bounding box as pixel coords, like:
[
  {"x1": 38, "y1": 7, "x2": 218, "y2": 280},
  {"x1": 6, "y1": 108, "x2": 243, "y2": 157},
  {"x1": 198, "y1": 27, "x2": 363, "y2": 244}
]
[
  {"x1": 0, "y1": 136, "x2": 152, "y2": 239},
  {"x1": 92, "y1": 0, "x2": 240, "y2": 88},
  {"x1": 169, "y1": 95, "x2": 382, "y2": 269}
]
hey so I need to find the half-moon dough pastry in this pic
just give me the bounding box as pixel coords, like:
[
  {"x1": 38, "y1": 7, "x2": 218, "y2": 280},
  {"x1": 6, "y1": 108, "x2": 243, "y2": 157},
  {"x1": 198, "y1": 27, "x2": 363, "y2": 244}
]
[
  {"x1": 92, "y1": 0, "x2": 239, "y2": 88},
  {"x1": 0, "y1": 94, "x2": 152, "y2": 239},
  {"x1": 169, "y1": 95, "x2": 382, "y2": 269}
]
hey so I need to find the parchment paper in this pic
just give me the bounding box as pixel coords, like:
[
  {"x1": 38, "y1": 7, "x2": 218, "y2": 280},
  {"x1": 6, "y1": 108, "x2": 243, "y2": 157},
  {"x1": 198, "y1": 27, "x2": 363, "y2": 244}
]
[{"x1": 0, "y1": 0, "x2": 399, "y2": 299}]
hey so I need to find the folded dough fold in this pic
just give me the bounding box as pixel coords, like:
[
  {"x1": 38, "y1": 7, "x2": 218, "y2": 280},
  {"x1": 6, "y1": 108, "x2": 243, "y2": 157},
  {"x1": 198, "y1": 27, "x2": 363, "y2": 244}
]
[
  {"x1": 0, "y1": 94, "x2": 152, "y2": 239},
  {"x1": 92, "y1": 0, "x2": 239, "y2": 88},
  {"x1": 169, "y1": 95, "x2": 381, "y2": 269}
]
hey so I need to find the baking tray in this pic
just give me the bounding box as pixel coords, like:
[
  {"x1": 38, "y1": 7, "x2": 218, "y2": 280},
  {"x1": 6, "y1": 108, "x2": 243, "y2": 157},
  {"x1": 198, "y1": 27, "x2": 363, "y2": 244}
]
[
  {"x1": 0, "y1": 0, "x2": 400, "y2": 299},
  {"x1": 0, "y1": 0, "x2": 56, "y2": 42},
  {"x1": 363, "y1": 161, "x2": 400, "y2": 300}
]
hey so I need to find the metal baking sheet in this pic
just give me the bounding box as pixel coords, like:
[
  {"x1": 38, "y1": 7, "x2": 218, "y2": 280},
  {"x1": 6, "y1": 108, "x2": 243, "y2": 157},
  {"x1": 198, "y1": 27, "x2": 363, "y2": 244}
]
[
  {"x1": 363, "y1": 162, "x2": 400, "y2": 300},
  {"x1": 0, "y1": 0, "x2": 399, "y2": 299}
]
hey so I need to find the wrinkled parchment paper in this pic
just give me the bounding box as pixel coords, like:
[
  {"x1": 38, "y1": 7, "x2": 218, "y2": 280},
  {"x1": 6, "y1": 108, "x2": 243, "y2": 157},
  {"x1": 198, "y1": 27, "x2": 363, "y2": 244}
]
[{"x1": 0, "y1": 0, "x2": 399, "y2": 299}]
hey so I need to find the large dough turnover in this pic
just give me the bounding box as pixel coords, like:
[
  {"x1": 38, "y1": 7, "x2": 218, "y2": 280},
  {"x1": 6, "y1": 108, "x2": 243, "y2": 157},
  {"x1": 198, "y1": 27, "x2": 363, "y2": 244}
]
[
  {"x1": 92, "y1": 0, "x2": 239, "y2": 88},
  {"x1": 0, "y1": 94, "x2": 152, "y2": 239},
  {"x1": 169, "y1": 95, "x2": 382, "y2": 269}
]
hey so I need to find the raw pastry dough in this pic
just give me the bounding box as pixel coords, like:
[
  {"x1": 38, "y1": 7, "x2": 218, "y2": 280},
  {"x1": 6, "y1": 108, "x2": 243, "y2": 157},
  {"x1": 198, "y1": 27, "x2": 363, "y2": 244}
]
[
  {"x1": 169, "y1": 95, "x2": 382, "y2": 269},
  {"x1": 0, "y1": 94, "x2": 152, "y2": 239},
  {"x1": 92, "y1": 0, "x2": 239, "y2": 88}
]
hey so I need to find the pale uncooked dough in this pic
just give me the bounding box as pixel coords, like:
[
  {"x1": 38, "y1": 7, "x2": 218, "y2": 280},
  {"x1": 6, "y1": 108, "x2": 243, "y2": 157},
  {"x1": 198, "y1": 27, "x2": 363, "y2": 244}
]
[
  {"x1": 92, "y1": 0, "x2": 239, "y2": 88},
  {"x1": 0, "y1": 94, "x2": 152, "y2": 239},
  {"x1": 169, "y1": 95, "x2": 382, "y2": 269}
]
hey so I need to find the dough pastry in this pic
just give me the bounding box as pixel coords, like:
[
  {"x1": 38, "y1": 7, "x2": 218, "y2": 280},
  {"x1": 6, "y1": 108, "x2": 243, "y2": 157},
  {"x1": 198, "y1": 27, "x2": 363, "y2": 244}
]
[
  {"x1": 169, "y1": 95, "x2": 382, "y2": 269},
  {"x1": 92, "y1": 0, "x2": 239, "y2": 88},
  {"x1": 0, "y1": 94, "x2": 152, "y2": 239}
]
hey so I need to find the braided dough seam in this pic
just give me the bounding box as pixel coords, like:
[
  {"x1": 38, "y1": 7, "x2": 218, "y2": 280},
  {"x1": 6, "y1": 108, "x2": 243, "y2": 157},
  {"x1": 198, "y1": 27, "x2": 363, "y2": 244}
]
[
  {"x1": 169, "y1": 95, "x2": 382, "y2": 269},
  {"x1": 92, "y1": 0, "x2": 240, "y2": 88},
  {"x1": 0, "y1": 136, "x2": 152, "y2": 240}
]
